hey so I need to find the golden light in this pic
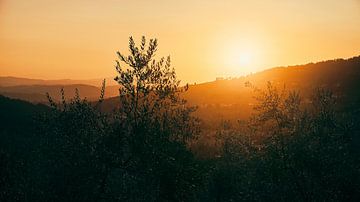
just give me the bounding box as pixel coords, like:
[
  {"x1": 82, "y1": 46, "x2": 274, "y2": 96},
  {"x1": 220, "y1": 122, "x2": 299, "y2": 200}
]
[
  {"x1": 235, "y1": 51, "x2": 254, "y2": 68},
  {"x1": 222, "y1": 42, "x2": 259, "y2": 76}
]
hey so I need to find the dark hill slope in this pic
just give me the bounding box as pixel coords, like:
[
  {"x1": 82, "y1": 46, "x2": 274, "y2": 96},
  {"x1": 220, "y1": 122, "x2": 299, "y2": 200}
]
[
  {"x1": 182, "y1": 56, "x2": 360, "y2": 125},
  {"x1": 0, "y1": 95, "x2": 49, "y2": 132}
]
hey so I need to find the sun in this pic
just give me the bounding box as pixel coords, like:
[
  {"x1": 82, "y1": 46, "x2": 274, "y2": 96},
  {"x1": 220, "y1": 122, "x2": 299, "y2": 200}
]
[
  {"x1": 236, "y1": 51, "x2": 253, "y2": 67},
  {"x1": 212, "y1": 32, "x2": 265, "y2": 76},
  {"x1": 224, "y1": 47, "x2": 257, "y2": 75}
]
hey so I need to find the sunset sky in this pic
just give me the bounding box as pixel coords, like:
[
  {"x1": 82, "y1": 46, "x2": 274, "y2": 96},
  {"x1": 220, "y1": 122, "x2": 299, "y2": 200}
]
[{"x1": 0, "y1": 0, "x2": 360, "y2": 83}]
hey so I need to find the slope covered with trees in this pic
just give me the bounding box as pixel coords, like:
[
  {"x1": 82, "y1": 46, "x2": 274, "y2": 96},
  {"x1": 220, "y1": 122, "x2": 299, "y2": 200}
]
[{"x1": 183, "y1": 56, "x2": 360, "y2": 126}]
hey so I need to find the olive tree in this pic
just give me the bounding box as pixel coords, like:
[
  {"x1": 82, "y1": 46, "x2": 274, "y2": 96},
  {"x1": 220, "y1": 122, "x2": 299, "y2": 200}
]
[{"x1": 112, "y1": 36, "x2": 201, "y2": 201}]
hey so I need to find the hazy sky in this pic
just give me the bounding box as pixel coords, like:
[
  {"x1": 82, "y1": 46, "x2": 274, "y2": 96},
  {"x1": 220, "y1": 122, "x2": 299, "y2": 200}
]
[{"x1": 1, "y1": 0, "x2": 360, "y2": 83}]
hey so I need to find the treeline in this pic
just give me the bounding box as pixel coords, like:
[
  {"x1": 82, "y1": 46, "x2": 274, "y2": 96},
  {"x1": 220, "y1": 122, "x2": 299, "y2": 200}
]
[{"x1": 1, "y1": 37, "x2": 359, "y2": 201}]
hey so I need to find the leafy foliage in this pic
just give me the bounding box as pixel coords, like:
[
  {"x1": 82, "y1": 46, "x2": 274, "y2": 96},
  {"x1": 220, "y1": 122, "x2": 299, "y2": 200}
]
[{"x1": 112, "y1": 36, "x2": 201, "y2": 201}]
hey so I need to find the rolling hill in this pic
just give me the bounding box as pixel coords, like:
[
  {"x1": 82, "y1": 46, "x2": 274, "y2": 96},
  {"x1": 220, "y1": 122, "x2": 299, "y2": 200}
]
[
  {"x1": 182, "y1": 56, "x2": 360, "y2": 126},
  {"x1": 0, "y1": 76, "x2": 117, "y2": 87},
  {"x1": 0, "y1": 84, "x2": 120, "y2": 103}
]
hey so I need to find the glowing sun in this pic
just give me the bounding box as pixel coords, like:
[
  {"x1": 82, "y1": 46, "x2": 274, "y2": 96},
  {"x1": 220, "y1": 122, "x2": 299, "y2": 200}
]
[
  {"x1": 236, "y1": 51, "x2": 253, "y2": 67},
  {"x1": 213, "y1": 33, "x2": 264, "y2": 76},
  {"x1": 224, "y1": 46, "x2": 257, "y2": 75}
]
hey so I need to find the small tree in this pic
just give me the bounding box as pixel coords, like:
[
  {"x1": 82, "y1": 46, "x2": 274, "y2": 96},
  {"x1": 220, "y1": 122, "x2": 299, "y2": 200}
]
[
  {"x1": 114, "y1": 36, "x2": 198, "y2": 143},
  {"x1": 113, "y1": 36, "x2": 201, "y2": 201}
]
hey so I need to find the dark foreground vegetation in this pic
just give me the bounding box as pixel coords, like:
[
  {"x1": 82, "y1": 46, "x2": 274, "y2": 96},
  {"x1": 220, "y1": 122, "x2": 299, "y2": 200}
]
[{"x1": 1, "y1": 37, "x2": 360, "y2": 201}]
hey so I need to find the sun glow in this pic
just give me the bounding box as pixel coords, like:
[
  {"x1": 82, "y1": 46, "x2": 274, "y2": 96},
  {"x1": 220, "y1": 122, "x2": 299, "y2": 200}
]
[
  {"x1": 222, "y1": 42, "x2": 260, "y2": 76},
  {"x1": 235, "y1": 51, "x2": 254, "y2": 68}
]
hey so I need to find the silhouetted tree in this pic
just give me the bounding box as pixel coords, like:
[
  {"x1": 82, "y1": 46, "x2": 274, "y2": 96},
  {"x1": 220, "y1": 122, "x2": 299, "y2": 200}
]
[{"x1": 112, "y1": 36, "x2": 201, "y2": 201}]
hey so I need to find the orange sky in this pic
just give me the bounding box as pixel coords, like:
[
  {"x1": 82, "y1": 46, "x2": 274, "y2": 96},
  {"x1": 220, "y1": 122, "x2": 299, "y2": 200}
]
[{"x1": 0, "y1": 0, "x2": 360, "y2": 83}]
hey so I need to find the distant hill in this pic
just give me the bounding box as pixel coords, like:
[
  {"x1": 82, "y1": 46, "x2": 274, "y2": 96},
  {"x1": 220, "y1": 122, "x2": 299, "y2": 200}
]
[
  {"x1": 0, "y1": 84, "x2": 120, "y2": 103},
  {"x1": 0, "y1": 76, "x2": 120, "y2": 103},
  {"x1": 0, "y1": 76, "x2": 118, "y2": 87}
]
